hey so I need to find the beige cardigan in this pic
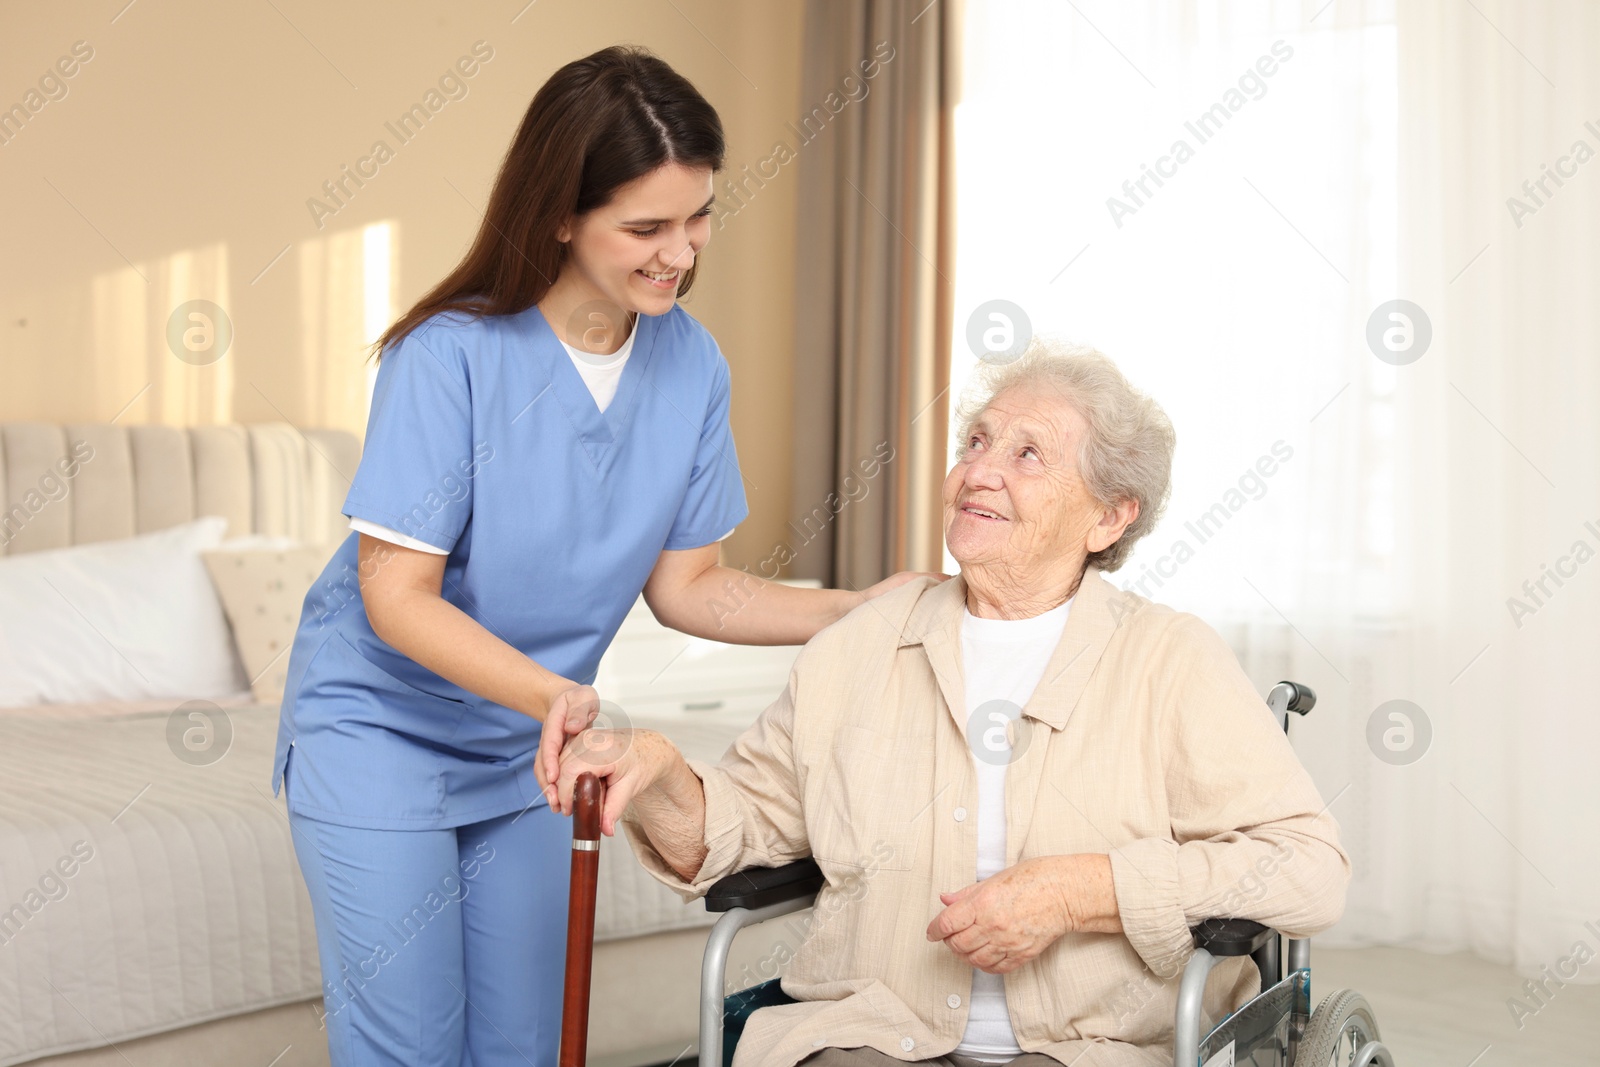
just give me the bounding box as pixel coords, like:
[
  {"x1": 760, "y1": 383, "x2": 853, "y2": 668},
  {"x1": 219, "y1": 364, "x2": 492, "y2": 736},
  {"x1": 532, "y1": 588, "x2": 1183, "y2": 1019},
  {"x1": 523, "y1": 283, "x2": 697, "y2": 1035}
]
[{"x1": 624, "y1": 568, "x2": 1350, "y2": 1066}]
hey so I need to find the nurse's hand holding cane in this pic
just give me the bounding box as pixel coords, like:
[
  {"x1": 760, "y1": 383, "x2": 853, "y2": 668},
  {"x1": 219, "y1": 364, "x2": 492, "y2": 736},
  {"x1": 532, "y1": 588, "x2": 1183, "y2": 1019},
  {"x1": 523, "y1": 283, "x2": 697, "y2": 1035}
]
[{"x1": 535, "y1": 683, "x2": 603, "y2": 798}]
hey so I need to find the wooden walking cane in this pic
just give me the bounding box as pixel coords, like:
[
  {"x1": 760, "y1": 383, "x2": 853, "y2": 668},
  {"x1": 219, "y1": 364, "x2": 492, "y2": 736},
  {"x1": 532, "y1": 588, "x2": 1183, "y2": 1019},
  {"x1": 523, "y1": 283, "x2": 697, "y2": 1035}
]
[{"x1": 560, "y1": 772, "x2": 603, "y2": 1067}]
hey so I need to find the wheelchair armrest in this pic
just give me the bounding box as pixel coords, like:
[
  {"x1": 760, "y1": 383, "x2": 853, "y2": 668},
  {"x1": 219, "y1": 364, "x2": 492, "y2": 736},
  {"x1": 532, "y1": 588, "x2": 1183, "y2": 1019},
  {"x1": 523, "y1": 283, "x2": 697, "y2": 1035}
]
[
  {"x1": 1189, "y1": 917, "x2": 1275, "y2": 957},
  {"x1": 705, "y1": 859, "x2": 823, "y2": 913}
]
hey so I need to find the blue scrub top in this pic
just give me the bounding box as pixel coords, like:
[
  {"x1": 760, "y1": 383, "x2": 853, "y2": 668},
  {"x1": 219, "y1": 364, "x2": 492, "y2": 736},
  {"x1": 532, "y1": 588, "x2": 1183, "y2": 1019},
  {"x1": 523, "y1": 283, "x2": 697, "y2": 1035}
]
[{"x1": 270, "y1": 302, "x2": 748, "y2": 830}]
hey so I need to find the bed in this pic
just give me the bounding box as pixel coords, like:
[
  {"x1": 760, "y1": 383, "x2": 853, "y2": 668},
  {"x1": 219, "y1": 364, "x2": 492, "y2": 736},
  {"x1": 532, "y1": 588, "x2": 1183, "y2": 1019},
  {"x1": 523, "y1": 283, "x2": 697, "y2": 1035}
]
[{"x1": 0, "y1": 422, "x2": 800, "y2": 1067}]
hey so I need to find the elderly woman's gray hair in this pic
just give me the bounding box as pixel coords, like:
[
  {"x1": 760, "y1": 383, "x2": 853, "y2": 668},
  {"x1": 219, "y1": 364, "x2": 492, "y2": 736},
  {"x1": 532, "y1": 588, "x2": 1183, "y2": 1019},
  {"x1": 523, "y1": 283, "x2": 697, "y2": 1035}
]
[{"x1": 953, "y1": 338, "x2": 1176, "y2": 572}]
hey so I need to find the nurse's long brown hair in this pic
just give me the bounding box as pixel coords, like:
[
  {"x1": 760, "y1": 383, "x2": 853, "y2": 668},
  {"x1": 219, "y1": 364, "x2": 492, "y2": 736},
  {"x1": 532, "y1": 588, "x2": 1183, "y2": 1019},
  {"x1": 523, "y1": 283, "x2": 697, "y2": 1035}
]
[{"x1": 371, "y1": 45, "x2": 726, "y2": 361}]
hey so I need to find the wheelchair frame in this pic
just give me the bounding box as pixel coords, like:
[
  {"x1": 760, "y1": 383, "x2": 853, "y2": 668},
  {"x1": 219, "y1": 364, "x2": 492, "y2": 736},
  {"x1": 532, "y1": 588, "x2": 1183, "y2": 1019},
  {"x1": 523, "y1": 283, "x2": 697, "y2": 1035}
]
[{"x1": 691, "y1": 681, "x2": 1397, "y2": 1067}]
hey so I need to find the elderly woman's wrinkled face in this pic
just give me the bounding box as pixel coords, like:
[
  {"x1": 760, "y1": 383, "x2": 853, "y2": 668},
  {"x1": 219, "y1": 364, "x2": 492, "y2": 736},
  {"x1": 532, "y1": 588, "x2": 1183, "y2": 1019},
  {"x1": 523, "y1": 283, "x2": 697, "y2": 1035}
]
[{"x1": 942, "y1": 387, "x2": 1107, "y2": 574}]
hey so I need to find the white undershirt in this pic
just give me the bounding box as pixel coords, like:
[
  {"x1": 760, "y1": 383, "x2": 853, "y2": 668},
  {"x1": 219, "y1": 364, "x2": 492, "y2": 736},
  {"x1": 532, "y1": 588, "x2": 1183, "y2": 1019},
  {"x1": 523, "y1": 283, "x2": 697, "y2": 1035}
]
[
  {"x1": 350, "y1": 323, "x2": 733, "y2": 553},
  {"x1": 559, "y1": 317, "x2": 637, "y2": 413},
  {"x1": 954, "y1": 596, "x2": 1072, "y2": 1063}
]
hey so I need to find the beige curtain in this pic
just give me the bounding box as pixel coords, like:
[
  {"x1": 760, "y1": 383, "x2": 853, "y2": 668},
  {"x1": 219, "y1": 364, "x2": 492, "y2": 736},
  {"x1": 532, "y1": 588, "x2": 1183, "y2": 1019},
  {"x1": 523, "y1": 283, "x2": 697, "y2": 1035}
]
[{"x1": 788, "y1": 0, "x2": 960, "y2": 588}]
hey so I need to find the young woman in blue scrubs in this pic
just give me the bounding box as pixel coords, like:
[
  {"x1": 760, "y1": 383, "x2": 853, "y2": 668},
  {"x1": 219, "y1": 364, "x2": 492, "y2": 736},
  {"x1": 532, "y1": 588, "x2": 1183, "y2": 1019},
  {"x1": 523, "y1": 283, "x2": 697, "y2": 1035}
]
[{"x1": 269, "y1": 46, "x2": 932, "y2": 1067}]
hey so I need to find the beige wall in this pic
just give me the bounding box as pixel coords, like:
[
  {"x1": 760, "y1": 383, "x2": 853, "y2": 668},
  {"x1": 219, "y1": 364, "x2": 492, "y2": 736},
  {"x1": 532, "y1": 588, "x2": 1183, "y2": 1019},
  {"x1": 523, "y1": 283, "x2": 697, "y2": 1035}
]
[{"x1": 0, "y1": 0, "x2": 803, "y2": 568}]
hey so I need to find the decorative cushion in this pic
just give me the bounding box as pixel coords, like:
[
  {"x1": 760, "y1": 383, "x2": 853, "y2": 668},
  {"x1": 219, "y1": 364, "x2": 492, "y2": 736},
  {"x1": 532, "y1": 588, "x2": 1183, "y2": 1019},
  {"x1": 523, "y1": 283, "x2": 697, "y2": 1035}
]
[{"x1": 202, "y1": 544, "x2": 335, "y2": 705}]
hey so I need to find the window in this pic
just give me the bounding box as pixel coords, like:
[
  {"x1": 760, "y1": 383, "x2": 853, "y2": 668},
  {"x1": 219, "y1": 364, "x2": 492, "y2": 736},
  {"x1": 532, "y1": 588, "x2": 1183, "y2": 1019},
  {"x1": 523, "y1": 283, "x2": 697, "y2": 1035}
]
[{"x1": 947, "y1": 3, "x2": 1400, "y2": 622}]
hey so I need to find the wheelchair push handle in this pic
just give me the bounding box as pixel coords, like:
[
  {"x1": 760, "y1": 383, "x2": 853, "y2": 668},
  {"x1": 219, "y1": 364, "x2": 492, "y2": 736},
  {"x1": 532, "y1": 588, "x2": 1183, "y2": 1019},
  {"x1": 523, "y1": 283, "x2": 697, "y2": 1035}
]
[
  {"x1": 1268, "y1": 680, "x2": 1316, "y2": 716},
  {"x1": 560, "y1": 772, "x2": 604, "y2": 1067}
]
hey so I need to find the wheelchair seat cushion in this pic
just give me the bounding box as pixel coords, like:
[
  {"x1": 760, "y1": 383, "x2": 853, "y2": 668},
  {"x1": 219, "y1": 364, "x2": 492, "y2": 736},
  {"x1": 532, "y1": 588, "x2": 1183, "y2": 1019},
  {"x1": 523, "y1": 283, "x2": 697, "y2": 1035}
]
[{"x1": 723, "y1": 980, "x2": 798, "y2": 1067}]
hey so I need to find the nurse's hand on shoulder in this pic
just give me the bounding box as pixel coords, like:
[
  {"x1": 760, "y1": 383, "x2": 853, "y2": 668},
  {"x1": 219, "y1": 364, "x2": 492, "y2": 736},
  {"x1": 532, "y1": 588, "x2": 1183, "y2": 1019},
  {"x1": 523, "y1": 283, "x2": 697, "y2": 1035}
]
[
  {"x1": 536, "y1": 684, "x2": 601, "y2": 799},
  {"x1": 855, "y1": 570, "x2": 952, "y2": 603},
  {"x1": 548, "y1": 728, "x2": 677, "y2": 836}
]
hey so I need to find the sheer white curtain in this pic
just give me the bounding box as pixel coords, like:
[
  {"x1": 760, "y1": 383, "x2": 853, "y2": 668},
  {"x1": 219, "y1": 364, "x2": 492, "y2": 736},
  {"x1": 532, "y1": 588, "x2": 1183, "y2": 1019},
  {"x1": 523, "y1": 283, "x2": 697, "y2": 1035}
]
[{"x1": 952, "y1": 0, "x2": 1599, "y2": 973}]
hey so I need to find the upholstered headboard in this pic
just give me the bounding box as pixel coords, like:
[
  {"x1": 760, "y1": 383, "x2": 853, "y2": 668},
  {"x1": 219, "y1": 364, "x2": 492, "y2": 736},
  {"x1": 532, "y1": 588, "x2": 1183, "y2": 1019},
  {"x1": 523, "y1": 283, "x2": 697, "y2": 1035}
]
[{"x1": 0, "y1": 422, "x2": 361, "y2": 556}]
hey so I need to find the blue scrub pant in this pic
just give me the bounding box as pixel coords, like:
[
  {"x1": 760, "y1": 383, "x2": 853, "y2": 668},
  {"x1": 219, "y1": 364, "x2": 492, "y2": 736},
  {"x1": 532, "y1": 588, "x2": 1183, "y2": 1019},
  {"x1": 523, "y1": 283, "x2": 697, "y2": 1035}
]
[{"x1": 284, "y1": 747, "x2": 571, "y2": 1066}]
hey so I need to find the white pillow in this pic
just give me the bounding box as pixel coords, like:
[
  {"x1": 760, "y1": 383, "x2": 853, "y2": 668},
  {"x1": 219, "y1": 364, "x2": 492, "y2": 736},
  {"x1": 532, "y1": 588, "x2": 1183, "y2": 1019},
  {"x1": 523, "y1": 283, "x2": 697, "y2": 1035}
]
[
  {"x1": 0, "y1": 516, "x2": 249, "y2": 708},
  {"x1": 218, "y1": 533, "x2": 301, "y2": 551}
]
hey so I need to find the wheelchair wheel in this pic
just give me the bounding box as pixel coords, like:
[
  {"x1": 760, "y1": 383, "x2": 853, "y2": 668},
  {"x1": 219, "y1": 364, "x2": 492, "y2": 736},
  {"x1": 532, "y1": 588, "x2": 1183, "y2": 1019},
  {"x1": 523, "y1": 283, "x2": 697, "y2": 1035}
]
[{"x1": 1296, "y1": 989, "x2": 1394, "y2": 1066}]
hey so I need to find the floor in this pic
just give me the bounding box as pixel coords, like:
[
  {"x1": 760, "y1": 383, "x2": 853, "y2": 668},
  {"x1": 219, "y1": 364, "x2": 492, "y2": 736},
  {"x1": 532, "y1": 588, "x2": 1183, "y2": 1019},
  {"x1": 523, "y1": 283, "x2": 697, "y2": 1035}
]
[
  {"x1": 26, "y1": 948, "x2": 1597, "y2": 1066},
  {"x1": 1314, "y1": 946, "x2": 1599, "y2": 1066}
]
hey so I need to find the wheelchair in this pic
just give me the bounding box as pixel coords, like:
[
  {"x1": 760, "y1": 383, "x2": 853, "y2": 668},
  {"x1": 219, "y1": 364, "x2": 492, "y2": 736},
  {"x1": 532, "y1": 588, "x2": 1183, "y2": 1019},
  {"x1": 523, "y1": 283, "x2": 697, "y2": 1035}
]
[{"x1": 692, "y1": 681, "x2": 1395, "y2": 1067}]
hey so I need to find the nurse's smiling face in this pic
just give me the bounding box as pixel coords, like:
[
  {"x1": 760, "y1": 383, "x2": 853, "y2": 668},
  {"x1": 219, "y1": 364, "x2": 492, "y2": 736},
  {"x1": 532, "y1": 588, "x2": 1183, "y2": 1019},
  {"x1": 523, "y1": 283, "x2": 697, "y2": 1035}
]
[{"x1": 553, "y1": 163, "x2": 715, "y2": 327}]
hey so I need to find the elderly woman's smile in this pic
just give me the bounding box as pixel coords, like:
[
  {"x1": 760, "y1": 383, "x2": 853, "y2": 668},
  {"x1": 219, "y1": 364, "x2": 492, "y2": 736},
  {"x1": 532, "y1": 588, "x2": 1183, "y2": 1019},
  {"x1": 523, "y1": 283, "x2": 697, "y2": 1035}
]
[{"x1": 943, "y1": 382, "x2": 1140, "y2": 621}]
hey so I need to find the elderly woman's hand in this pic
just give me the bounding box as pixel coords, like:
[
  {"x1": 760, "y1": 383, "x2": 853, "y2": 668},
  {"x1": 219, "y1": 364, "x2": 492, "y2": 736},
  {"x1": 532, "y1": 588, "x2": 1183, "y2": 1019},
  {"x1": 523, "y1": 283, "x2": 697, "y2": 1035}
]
[
  {"x1": 549, "y1": 728, "x2": 668, "y2": 833},
  {"x1": 926, "y1": 854, "x2": 1122, "y2": 974},
  {"x1": 551, "y1": 726, "x2": 710, "y2": 881}
]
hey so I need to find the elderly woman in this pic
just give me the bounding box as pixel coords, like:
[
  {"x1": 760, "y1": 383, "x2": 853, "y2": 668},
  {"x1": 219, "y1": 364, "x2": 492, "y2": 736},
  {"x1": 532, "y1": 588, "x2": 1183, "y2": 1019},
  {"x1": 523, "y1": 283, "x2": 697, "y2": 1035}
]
[{"x1": 548, "y1": 340, "x2": 1350, "y2": 1067}]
